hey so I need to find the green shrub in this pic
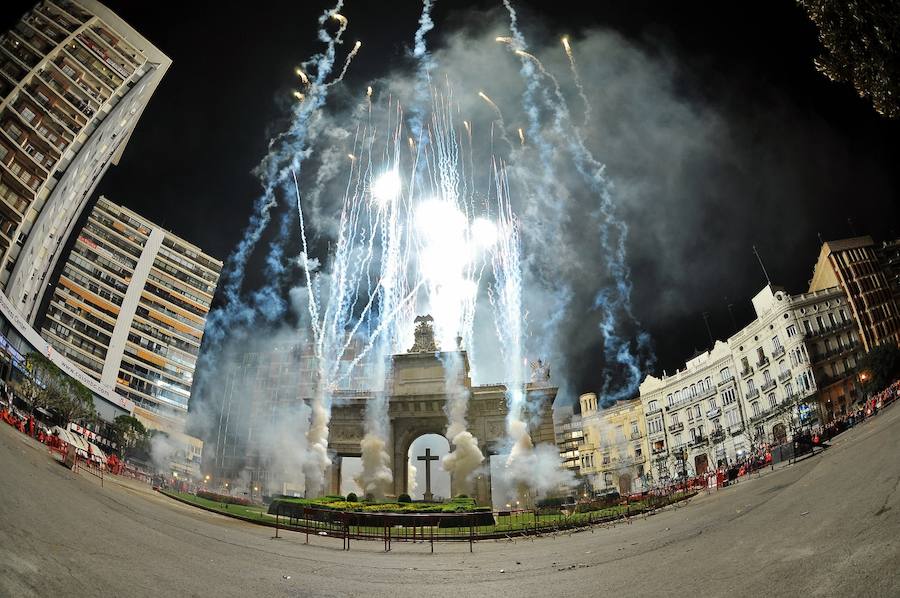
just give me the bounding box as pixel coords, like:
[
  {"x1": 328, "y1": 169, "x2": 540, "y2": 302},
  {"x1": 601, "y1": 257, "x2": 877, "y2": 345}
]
[
  {"x1": 346, "y1": 492, "x2": 358, "y2": 502},
  {"x1": 398, "y1": 493, "x2": 411, "y2": 503}
]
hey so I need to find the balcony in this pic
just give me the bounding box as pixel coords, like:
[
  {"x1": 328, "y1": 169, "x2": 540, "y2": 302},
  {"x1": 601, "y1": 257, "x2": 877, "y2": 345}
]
[
  {"x1": 707, "y1": 407, "x2": 721, "y2": 419},
  {"x1": 646, "y1": 407, "x2": 662, "y2": 417},
  {"x1": 777, "y1": 369, "x2": 792, "y2": 383},
  {"x1": 718, "y1": 375, "x2": 735, "y2": 387},
  {"x1": 698, "y1": 385, "x2": 717, "y2": 399},
  {"x1": 747, "y1": 387, "x2": 760, "y2": 400},
  {"x1": 689, "y1": 436, "x2": 709, "y2": 448},
  {"x1": 668, "y1": 422, "x2": 683, "y2": 433},
  {"x1": 772, "y1": 345, "x2": 786, "y2": 359},
  {"x1": 741, "y1": 366, "x2": 754, "y2": 378},
  {"x1": 750, "y1": 409, "x2": 773, "y2": 424},
  {"x1": 761, "y1": 379, "x2": 777, "y2": 392},
  {"x1": 756, "y1": 356, "x2": 770, "y2": 368},
  {"x1": 710, "y1": 430, "x2": 726, "y2": 443},
  {"x1": 630, "y1": 431, "x2": 642, "y2": 440},
  {"x1": 651, "y1": 445, "x2": 667, "y2": 456},
  {"x1": 728, "y1": 425, "x2": 744, "y2": 436}
]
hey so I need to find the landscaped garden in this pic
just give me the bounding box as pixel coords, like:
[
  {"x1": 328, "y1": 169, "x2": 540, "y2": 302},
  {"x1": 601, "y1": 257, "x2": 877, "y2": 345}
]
[{"x1": 160, "y1": 488, "x2": 696, "y2": 538}]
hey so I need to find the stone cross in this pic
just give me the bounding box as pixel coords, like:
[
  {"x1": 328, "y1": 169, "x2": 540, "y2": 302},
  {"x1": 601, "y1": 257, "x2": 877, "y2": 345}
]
[{"x1": 417, "y1": 447, "x2": 439, "y2": 501}]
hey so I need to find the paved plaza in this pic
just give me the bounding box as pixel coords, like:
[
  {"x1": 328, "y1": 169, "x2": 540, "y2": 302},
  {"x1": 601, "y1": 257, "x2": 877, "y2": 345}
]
[{"x1": 2, "y1": 405, "x2": 899, "y2": 598}]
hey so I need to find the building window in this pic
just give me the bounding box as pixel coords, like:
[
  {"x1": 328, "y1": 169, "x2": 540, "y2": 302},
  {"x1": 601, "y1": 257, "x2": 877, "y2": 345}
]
[
  {"x1": 648, "y1": 400, "x2": 658, "y2": 412},
  {"x1": 763, "y1": 370, "x2": 772, "y2": 384},
  {"x1": 768, "y1": 393, "x2": 777, "y2": 409},
  {"x1": 786, "y1": 324, "x2": 797, "y2": 338},
  {"x1": 839, "y1": 309, "x2": 848, "y2": 322},
  {"x1": 722, "y1": 388, "x2": 737, "y2": 405},
  {"x1": 747, "y1": 379, "x2": 756, "y2": 392},
  {"x1": 772, "y1": 336, "x2": 782, "y2": 351},
  {"x1": 631, "y1": 421, "x2": 638, "y2": 436},
  {"x1": 667, "y1": 393, "x2": 674, "y2": 406},
  {"x1": 726, "y1": 410, "x2": 739, "y2": 427},
  {"x1": 751, "y1": 402, "x2": 761, "y2": 417},
  {"x1": 720, "y1": 367, "x2": 732, "y2": 381}
]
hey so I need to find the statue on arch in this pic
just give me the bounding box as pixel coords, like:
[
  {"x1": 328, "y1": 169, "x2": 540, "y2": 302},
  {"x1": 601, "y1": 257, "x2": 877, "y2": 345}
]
[{"x1": 409, "y1": 315, "x2": 439, "y2": 353}]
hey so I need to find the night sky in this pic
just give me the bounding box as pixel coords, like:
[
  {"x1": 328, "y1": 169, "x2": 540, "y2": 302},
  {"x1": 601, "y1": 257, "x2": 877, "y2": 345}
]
[{"x1": 3, "y1": 1, "x2": 898, "y2": 397}]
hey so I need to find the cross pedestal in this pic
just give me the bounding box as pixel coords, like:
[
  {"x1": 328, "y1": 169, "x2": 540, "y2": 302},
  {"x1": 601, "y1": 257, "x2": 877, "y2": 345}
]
[{"x1": 417, "y1": 447, "x2": 439, "y2": 501}]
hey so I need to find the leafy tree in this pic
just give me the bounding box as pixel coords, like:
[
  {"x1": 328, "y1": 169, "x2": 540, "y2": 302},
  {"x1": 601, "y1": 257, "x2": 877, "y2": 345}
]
[
  {"x1": 797, "y1": 0, "x2": 900, "y2": 118},
  {"x1": 20, "y1": 352, "x2": 61, "y2": 417},
  {"x1": 112, "y1": 415, "x2": 148, "y2": 457},
  {"x1": 858, "y1": 343, "x2": 900, "y2": 393},
  {"x1": 53, "y1": 376, "x2": 96, "y2": 425},
  {"x1": 346, "y1": 492, "x2": 358, "y2": 502},
  {"x1": 398, "y1": 493, "x2": 412, "y2": 503}
]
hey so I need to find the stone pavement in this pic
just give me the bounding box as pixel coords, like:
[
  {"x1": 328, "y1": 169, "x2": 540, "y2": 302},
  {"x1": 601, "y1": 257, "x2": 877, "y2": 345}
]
[{"x1": 1, "y1": 404, "x2": 898, "y2": 597}]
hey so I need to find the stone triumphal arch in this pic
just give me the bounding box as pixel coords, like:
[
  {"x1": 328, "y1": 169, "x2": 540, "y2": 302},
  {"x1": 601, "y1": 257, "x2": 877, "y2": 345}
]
[{"x1": 327, "y1": 319, "x2": 556, "y2": 506}]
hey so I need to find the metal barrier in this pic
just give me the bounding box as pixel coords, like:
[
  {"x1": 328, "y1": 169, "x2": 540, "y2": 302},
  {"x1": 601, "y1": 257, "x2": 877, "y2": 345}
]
[{"x1": 265, "y1": 491, "x2": 695, "y2": 552}]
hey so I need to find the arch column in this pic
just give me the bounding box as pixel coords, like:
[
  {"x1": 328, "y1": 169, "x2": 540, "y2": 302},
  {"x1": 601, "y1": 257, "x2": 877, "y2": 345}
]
[{"x1": 328, "y1": 455, "x2": 342, "y2": 496}]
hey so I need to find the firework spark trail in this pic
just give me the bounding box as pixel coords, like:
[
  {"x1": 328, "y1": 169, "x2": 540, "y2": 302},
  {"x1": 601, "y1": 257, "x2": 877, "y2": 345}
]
[
  {"x1": 194, "y1": 2, "x2": 349, "y2": 431},
  {"x1": 502, "y1": 6, "x2": 654, "y2": 404},
  {"x1": 409, "y1": 0, "x2": 437, "y2": 139},
  {"x1": 327, "y1": 40, "x2": 363, "y2": 86},
  {"x1": 561, "y1": 36, "x2": 591, "y2": 127},
  {"x1": 487, "y1": 160, "x2": 532, "y2": 464},
  {"x1": 500, "y1": 4, "x2": 579, "y2": 403}
]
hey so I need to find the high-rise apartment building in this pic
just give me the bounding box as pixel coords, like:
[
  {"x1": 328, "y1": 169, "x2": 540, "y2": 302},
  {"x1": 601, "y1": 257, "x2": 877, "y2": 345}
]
[
  {"x1": 551, "y1": 403, "x2": 583, "y2": 477},
  {"x1": 0, "y1": 0, "x2": 171, "y2": 325},
  {"x1": 40, "y1": 196, "x2": 222, "y2": 437},
  {"x1": 809, "y1": 236, "x2": 900, "y2": 350}
]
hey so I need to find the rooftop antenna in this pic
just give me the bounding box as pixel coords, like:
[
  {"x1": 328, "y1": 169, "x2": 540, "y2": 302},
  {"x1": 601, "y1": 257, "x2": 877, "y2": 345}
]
[
  {"x1": 702, "y1": 311, "x2": 714, "y2": 348},
  {"x1": 752, "y1": 245, "x2": 771, "y2": 286},
  {"x1": 725, "y1": 298, "x2": 738, "y2": 332}
]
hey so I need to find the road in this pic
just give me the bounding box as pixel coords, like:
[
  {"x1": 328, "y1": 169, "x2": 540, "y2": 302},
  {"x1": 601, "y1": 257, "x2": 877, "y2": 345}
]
[{"x1": 2, "y1": 405, "x2": 899, "y2": 598}]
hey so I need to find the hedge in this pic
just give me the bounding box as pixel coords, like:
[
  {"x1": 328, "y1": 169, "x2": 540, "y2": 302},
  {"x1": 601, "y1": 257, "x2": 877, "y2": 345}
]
[{"x1": 197, "y1": 490, "x2": 254, "y2": 506}]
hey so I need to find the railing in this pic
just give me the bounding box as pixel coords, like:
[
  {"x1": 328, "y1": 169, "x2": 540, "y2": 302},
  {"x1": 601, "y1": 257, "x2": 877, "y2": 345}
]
[
  {"x1": 761, "y1": 379, "x2": 777, "y2": 392},
  {"x1": 728, "y1": 425, "x2": 744, "y2": 436},
  {"x1": 718, "y1": 375, "x2": 735, "y2": 387},
  {"x1": 756, "y1": 356, "x2": 770, "y2": 368},
  {"x1": 747, "y1": 388, "x2": 760, "y2": 399},
  {"x1": 707, "y1": 407, "x2": 721, "y2": 419},
  {"x1": 710, "y1": 430, "x2": 725, "y2": 443},
  {"x1": 772, "y1": 345, "x2": 786, "y2": 359},
  {"x1": 157, "y1": 490, "x2": 697, "y2": 554},
  {"x1": 777, "y1": 370, "x2": 792, "y2": 383},
  {"x1": 741, "y1": 366, "x2": 754, "y2": 378},
  {"x1": 750, "y1": 409, "x2": 773, "y2": 424},
  {"x1": 689, "y1": 436, "x2": 708, "y2": 448},
  {"x1": 630, "y1": 431, "x2": 642, "y2": 440},
  {"x1": 698, "y1": 385, "x2": 717, "y2": 399},
  {"x1": 668, "y1": 422, "x2": 683, "y2": 433}
]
